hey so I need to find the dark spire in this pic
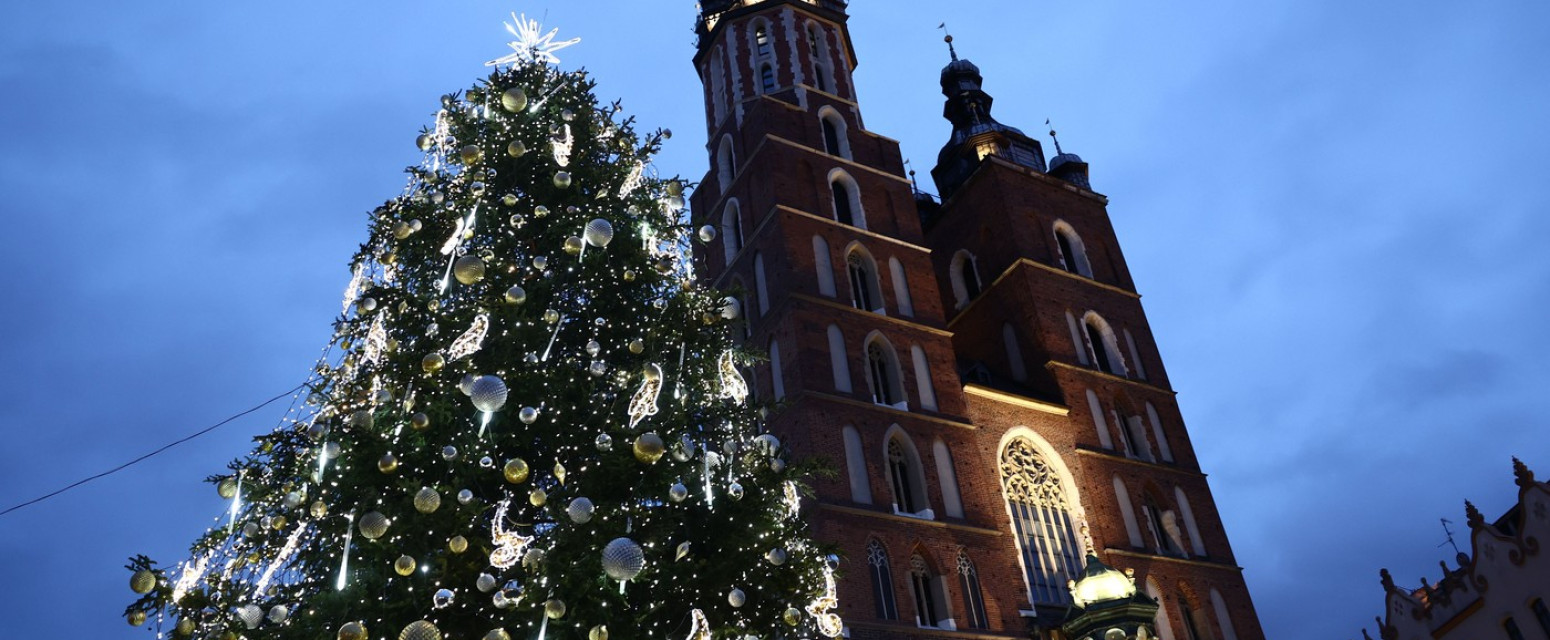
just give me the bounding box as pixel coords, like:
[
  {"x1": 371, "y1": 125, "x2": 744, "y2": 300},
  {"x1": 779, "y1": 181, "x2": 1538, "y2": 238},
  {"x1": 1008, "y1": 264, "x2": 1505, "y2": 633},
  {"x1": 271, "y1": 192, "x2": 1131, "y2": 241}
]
[
  {"x1": 1513, "y1": 457, "x2": 1536, "y2": 488},
  {"x1": 929, "y1": 33, "x2": 1050, "y2": 199},
  {"x1": 1464, "y1": 500, "x2": 1485, "y2": 529}
]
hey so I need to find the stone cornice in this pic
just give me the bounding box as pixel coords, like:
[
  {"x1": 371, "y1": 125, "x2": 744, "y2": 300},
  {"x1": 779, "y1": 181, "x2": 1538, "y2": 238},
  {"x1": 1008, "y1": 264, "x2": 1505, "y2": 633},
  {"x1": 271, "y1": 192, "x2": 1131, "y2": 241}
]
[
  {"x1": 961, "y1": 383, "x2": 1069, "y2": 416},
  {"x1": 818, "y1": 503, "x2": 1003, "y2": 537}
]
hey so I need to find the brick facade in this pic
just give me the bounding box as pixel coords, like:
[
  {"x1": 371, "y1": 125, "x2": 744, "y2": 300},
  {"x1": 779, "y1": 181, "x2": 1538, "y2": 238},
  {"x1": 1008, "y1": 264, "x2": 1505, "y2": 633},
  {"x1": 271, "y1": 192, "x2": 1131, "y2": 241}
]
[{"x1": 690, "y1": 2, "x2": 1264, "y2": 638}]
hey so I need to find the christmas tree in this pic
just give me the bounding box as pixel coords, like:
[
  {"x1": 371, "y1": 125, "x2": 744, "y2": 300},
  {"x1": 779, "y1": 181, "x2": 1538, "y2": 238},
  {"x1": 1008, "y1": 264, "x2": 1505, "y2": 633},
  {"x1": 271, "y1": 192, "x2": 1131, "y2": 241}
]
[{"x1": 124, "y1": 15, "x2": 841, "y2": 640}]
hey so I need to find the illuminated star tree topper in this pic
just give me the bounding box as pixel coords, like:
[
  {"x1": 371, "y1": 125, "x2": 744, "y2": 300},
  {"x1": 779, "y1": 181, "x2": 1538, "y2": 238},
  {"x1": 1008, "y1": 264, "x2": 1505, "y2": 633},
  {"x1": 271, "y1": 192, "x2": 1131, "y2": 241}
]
[{"x1": 486, "y1": 13, "x2": 581, "y2": 67}]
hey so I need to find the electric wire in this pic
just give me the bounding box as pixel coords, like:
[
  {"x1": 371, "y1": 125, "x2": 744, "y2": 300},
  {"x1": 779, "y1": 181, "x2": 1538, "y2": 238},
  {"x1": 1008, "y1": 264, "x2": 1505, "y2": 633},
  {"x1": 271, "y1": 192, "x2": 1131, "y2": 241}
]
[{"x1": 0, "y1": 382, "x2": 309, "y2": 518}]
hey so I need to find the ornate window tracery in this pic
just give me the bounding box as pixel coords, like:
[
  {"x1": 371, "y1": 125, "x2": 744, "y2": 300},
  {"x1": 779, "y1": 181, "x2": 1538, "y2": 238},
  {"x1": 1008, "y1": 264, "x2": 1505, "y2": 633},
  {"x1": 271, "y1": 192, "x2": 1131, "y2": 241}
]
[{"x1": 999, "y1": 437, "x2": 1083, "y2": 605}]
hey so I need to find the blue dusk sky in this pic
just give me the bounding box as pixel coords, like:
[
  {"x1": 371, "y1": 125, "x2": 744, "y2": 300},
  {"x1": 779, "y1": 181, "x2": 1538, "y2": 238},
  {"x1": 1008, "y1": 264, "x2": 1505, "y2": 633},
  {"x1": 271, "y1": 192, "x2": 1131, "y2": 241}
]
[{"x1": 1, "y1": 1, "x2": 1546, "y2": 639}]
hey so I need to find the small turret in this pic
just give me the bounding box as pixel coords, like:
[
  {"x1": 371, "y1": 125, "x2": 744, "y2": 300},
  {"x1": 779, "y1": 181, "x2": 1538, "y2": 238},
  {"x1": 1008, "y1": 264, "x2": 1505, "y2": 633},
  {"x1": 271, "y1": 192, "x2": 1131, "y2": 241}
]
[{"x1": 930, "y1": 33, "x2": 1048, "y2": 200}]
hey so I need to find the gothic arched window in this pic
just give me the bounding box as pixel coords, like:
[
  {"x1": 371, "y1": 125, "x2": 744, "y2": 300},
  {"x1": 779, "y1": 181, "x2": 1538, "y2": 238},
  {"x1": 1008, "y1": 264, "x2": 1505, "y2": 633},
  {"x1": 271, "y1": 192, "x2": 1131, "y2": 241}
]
[
  {"x1": 886, "y1": 433, "x2": 928, "y2": 515},
  {"x1": 818, "y1": 108, "x2": 851, "y2": 159},
  {"x1": 909, "y1": 554, "x2": 948, "y2": 628},
  {"x1": 1179, "y1": 594, "x2": 1205, "y2": 640},
  {"x1": 950, "y1": 250, "x2": 982, "y2": 308},
  {"x1": 806, "y1": 23, "x2": 832, "y2": 93},
  {"x1": 846, "y1": 248, "x2": 882, "y2": 312},
  {"x1": 866, "y1": 338, "x2": 904, "y2": 407},
  {"x1": 830, "y1": 171, "x2": 865, "y2": 227},
  {"x1": 1081, "y1": 312, "x2": 1126, "y2": 376},
  {"x1": 1053, "y1": 221, "x2": 1093, "y2": 277},
  {"x1": 721, "y1": 200, "x2": 743, "y2": 265},
  {"x1": 999, "y1": 437, "x2": 1083, "y2": 605},
  {"x1": 716, "y1": 135, "x2": 736, "y2": 192},
  {"x1": 754, "y1": 23, "x2": 772, "y2": 59},
  {"x1": 957, "y1": 552, "x2": 989, "y2": 629},
  {"x1": 867, "y1": 540, "x2": 899, "y2": 620}
]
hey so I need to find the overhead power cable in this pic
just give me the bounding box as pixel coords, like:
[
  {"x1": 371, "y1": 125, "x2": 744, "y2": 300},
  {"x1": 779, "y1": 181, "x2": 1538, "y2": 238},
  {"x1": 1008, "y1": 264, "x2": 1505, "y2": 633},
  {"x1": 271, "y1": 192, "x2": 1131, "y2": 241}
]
[{"x1": 0, "y1": 383, "x2": 308, "y2": 518}]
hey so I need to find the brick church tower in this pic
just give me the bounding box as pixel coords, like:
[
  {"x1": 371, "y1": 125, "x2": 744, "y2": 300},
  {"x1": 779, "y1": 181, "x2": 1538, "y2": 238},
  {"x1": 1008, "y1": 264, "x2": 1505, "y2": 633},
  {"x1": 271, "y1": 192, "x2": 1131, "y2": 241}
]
[{"x1": 689, "y1": 2, "x2": 1265, "y2": 639}]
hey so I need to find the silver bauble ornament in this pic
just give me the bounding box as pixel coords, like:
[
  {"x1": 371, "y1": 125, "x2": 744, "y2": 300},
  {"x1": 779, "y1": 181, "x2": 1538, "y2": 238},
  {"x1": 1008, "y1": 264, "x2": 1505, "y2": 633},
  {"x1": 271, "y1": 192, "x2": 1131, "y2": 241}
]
[
  {"x1": 459, "y1": 374, "x2": 476, "y2": 395},
  {"x1": 237, "y1": 605, "x2": 264, "y2": 629},
  {"x1": 507, "y1": 140, "x2": 527, "y2": 157},
  {"x1": 454, "y1": 256, "x2": 486, "y2": 285},
  {"x1": 433, "y1": 589, "x2": 455, "y2": 609},
  {"x1": 584, "y1": 219, "x2": 615, "y2": 247},
  {"x1": 602, "y1": 537, "x2": 646, "y2": 582},
  {"x1": 519, "y1": 406, "x2": 539, "y2": 424},
  {"x1": 595, "y1": 433, "x2": 613, "y2": 451},
  {"x1": 753, "y1": 433, "x2": 782, "y2": 456},
  {"x1": 669, "y1": 482, "x2": 689, "y2": 502},
  {"x1": 765, "y1": 548, "x2": 788, "y2": 565},
  {"x1": 589, "y1": 361, "x2": 607, "y2": 377},
  {"x1": 567, "y1": 497, "x2": 595, "y2": 523},
  {"x1": 268, "y1": 605, "x2": 289, "y2": 624},
  {"x1": 458, "y1": 489, "x2": 474, "y2": 504},
  {"x1": 728, "y1": 482, "x2": 745, "y2": 501},
  {"x1": 400, "y1": 620, "x2": 442, "y2": 640},
  {"x1": 485, "y1": 630, "x2": 512, "y2": 640},
  {"x1": 414, "y1": 487, "x2": 441, "y2": 514},
  {"x1": 359, "y1": 512, "x2": 391, "y2": 539},
  {"x1": 218, "y1": 477, "x2": 239, "y2": 499},
  {"x1": 721, "y1": 296, "x2": 741, "y2": 320},
  {"x1": 470, "y1": 375, "x2": 509, "y2": 412},
  {"x1": 442, "y1": 445, "x2": 458, "y2": 460},
  {"x1": 728, "y1": 588, "x2": 747, "y2": 607},
  {"x1": 534, "y1": 205, "x2": 550, "y2": 217},
  {"x1": 533, "y1": 255, "x2": 549, "y2": 269},
  {"x1": 500, "y1": 88, "x2": 528, "y2": 112},
  {"x1": 476, "y1": 573, "x2": 497, "y2": 592},
  {"x1": 243, "y1": 522, "x2": 261, "y2": 538},
  {"x1": 585, "y1": 340, "x2": 602, "y2": 357},
  {"x1": 553, "y1": 172, "x2": 572, "y2": 188},
  {"x1": 505, "y1": 286, "x2": 528, "y2": 304},
  {"x1": 698, "y1": 225, "x2": 717, "y2": 243}
]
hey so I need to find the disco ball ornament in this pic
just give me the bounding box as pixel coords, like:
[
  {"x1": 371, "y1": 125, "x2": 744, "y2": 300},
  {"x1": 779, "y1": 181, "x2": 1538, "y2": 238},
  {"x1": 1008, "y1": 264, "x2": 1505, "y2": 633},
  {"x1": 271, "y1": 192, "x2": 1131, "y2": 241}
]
[
  {"x1": 765, "y1": 548, "x2": 788, "y2": 565},
  {"x1": 589, "y1": 625, "x2": 609, "y2": 640},
  {"x1": 553, "y1": 172, "x2": 572, "y2": 188},
  {"x1": 458, "y1": 489, "x2": 474, "y2": 504},
  {"x1": 433, "y1": 589, "x2": 455, "y2": 609},
  {"x1": 217, "y1": 477, "x2": 238, "y2": 499},
  {"x1": 633, "y1": 433, "x2": 666, "y2": 464},
  {"x1": 564, "y1": 236, "x2": 584, "y2": 255},
  {"x1": 501, "y1": 88, "x2": 528, "y2": 112},
  {"x1": 459, "y1": 145, "x2": 482, "y2": 165},
  {"x1": 721, "y1": 296, "x2": 741, "y2": 320},
  {"x1": 567, "y1": 497, "x2": 595, "y2": 524},
  {"x1": 728, "y1": 588, "x2": 747, "y2": 607},
  {"x1": 127, "y1": 611, "x2": 147, "y2": 627},
  {"x1": 236, "y1": 605, "x2": 264, "y2": 629},
  {"x1": 544, "y1": 599, "x2": 568, "y2": 619},
  {"x1": 339, "y1": 622, "x2": 368, "y2": 640},
  {"x1": 454, "y1": 256, "x2": 486, "y2": 285},
  {"x1": 476, "y1": 573, "x2": 497, "y2": 592},
  {"x1": 378, "y1": 454, "x2": 399, "y2": 474},
  {"x1": 410, "y1": 412, "x2": 430, "y2": 431},
  {"x1": 783, "y1": 607, "x2": 802, "y2": 626},
  {"x1": 394, "y1": 555, "x2": 416, "y2": 576},
  {"x1": 470, "y1": 375, "x2": 509, "y2": 412},
  {"x1": 584, "y1": 219, "x2": 615, "y2": 247},
  {"x1": 400, "y1": 620, "x2": 442, "y2": 640},
  {"x1": 669, "y1": 482, "x2": 689, "y2": 502},
  {"x1": 414, "y1": 487, "x2": 441, "y2": 514},
  {"x1": 505, "y1": 286, "x2": 527, "y2": 305},
  {"x1": 601, "y1": 537, "x2": 646, "y2": 582},
  {"x1": 130, "y1": 569, "x2": 156, "y2": 594},
  {"x1": 507, "y1": 140, "x2": 527, "y2": 157},
  {"x1": 459, "y1": 374, "x2": 476, "y2": 395},
  {"x1": 519, "y1": 406, "x2": 539, "y2": 424},
  {"x1": 449, "y1": 536, "x2": 469, "y2": 554},
  {"x1": 504, "y1": 458, "x2": 530, "y2": 483},
  {"x1": 529, "y1": 487, "x2": 547, "y2": 506},
  {"x1": 421, "y1": 352, "x2": 446, "y2": 373},
  {"x1": 359, "y1": 512, "x2": 391, "y2": 539},
  {"x1": 728, "y1": 482, "x2": 745, "y2": 501},
  {"x1": 697, "y1": 225, "x2": 717, "y2": 243},
  {"x1": 594, "y1": 433, "x2": 613, "y2": 451}
]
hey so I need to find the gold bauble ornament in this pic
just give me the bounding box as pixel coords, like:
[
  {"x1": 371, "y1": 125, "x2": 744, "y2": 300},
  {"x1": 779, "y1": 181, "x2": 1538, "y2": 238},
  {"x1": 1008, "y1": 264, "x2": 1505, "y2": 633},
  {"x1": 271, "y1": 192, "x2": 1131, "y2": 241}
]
[
  {"x1": 504, "y1": 286, "x2": 527, "y2": 305},
  {"x1": 220, "y1": 632, "x2": 239, "y2": 640},
  {"x1": 271, "y1": 515, "x2": 287, "y2": 530},
  {"x1": 378, "y1": 453, "x2": 399, "y2": 474},
  {"x1": 623, "y1": 269, "x2": 637, "y2": 282},
  {"x1": 544, "y1": 599, "x2": 567, "y2": 619},
  {"x1": 400, "y1": 621, "x2": 442, "y2": 640},
  {"x1": 449, "y1": 535, "x2": 469, "y2": 554},
  {"x1": 783, "y1": 607, "x2": 802, "y2": 626},
  {"x1": 633, "y1": 433, "x2": 666, "y2": 464},
  {"x1": 553, "y1": 171, "x2": 572, "y2": 188},
  {"x1": 453, "y1": 256, "x2": 486, "y2": 285},
  {"x1": 629, "y1": 339, "x2": 645, "y2": 354},
  {"x1": 394, "y1": 221, "x2": 413, "y2": 239},
  {"x1": 507, "y1": 140, "x2": 527, "y2": 157},
  {"x1": 129, "y1": 569, "x2": 156, "y2": 594},
  {"x1": 358, "y1": 511, "x2": 391, "y2": 539},
  {"x1": 176, "y1": 618, "x2": 195, "y2": 636},
  {"x1": 422, "y1": 353, "x2": 446, "y2": 373},
  {"x1": 459, "y1": 145, "x2": 483, "y2": 165},
  {"x1": 414, "y1": 487, "x2": 441, "y2": 513},
  {"x1": 310, "y1": 500, "x2": 328, "y2": 518},
  {"x1": 410, "y1": 412, "x2": 430, "y2": 431},
  {"x1": 217, "y1": 477, "x2": 238, "y2": 499},
  {"x1": 485, "y1": 630, "x2": 513, "y2": 640},
  {"x1": 503, "y1": 458, "x2": 530, "y2": 484},
  {"x1": 394, "y1": 555, "x2": 417, "y2": 576},
  {"x1": 589, "y1": 625, "x2": 609, "y2": 640},
  {"x1": 338, "y1": 621, "x2": 368, "y2": 640},
  {"x1": 665, "y1": 180, "x2": 684, "y2": 196},
  {"x1": 564, "y1": 236, "x2": 584, "y2": 255},
  {"x1": 501, "y1": 88, "x2": 528, "y2": 112},
  {"x1": 127, "y1": 611, "x2": 147, "y2": 627},
  {"x1": 529, "y1": 487, "x2": 548, "y2": 506}
]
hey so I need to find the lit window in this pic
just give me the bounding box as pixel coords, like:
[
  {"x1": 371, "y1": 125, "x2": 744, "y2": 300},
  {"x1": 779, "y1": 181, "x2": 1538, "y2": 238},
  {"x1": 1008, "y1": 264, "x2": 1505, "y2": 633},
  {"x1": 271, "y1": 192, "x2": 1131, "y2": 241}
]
[
  {"x1": 867, "y1": 540, "x2": 899, "y2": 620},
  {"x1": 999, "y1": 437, "x2": 1083, "y2": 605},
  {"x1": 754, "y1": 24, "x2": 772, "y2": 58}
]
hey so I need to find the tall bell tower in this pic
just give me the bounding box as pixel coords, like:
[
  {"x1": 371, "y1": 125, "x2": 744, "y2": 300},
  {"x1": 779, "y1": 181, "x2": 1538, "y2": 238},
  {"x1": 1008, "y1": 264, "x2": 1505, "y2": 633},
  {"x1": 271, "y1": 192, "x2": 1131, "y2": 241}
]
[{"x1": 690, "y1": 3, "x2": 1264, "y2": 639}]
